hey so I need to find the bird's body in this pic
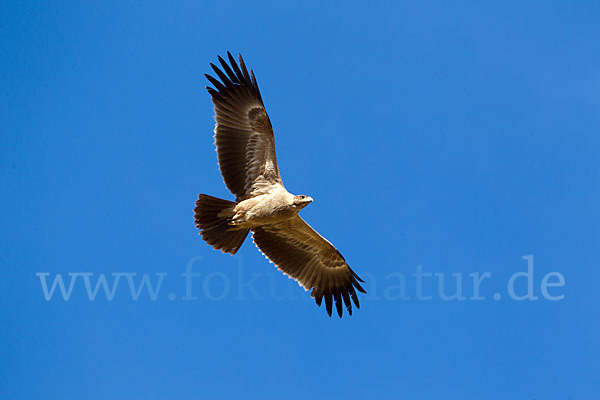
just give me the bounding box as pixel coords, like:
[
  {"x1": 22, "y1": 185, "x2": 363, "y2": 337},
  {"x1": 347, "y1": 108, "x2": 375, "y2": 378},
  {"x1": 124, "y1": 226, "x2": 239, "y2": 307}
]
[
  {"x1": 229, "y1": 190, "x2": 302, "y2": 228},
  {"x1": 195, "y1": 52, "x2": 366, "y2": 317}
]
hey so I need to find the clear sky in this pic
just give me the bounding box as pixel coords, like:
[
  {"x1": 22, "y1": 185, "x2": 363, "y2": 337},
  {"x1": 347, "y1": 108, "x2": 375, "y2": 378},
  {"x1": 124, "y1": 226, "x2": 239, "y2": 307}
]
[{"x1": 1, "y1": 1, "x2": 599, "y2": 399}]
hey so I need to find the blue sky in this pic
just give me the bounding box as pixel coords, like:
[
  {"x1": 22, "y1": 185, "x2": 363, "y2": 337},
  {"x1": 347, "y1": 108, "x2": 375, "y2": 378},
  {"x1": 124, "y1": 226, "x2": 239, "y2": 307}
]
[{"x1": 1, "y1": 1, "x2": 599, "y2": 399}]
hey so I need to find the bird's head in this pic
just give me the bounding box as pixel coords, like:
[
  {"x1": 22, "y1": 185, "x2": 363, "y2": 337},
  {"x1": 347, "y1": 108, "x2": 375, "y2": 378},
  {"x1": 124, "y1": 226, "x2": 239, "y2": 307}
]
[{"x1": 293, "y1": 194, "x2": 313, "y2": 210}]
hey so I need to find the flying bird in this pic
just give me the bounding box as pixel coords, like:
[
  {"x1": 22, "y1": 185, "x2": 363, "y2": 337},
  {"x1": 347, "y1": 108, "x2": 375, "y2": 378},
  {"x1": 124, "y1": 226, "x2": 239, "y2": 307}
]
[{"x1": 194, "y1": 52, "x2": 366, "y2": 317}]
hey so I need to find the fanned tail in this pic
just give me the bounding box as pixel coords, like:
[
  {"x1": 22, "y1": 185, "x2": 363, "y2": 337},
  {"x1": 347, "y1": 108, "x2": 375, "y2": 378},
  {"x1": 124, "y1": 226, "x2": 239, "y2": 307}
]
[{"x1": 194, "y1": 194, "x2": 249, "y2": 254}]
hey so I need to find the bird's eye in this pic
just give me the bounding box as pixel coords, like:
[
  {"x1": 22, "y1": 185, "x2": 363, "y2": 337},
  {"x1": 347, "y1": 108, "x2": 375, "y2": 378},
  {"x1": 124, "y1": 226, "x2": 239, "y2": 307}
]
[{"x1": 299, "y1": 195, "x2": 305, "y2": 199}]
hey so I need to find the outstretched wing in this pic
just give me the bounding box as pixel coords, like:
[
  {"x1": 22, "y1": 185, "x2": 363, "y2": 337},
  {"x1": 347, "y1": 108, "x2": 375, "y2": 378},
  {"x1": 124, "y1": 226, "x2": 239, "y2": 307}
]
[
  {"x1": 205, "y1": 52, "x2": 283, "y2": 201},
  {"x1": 252, "y1": 216, "x2": 366, "y2": 318}
]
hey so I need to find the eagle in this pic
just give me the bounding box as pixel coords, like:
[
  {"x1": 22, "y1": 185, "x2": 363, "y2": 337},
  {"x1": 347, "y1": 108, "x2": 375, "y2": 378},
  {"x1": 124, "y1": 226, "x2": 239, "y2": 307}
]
[{"x1": 194, "y1": 52, "x2": 366, "y2": 318}]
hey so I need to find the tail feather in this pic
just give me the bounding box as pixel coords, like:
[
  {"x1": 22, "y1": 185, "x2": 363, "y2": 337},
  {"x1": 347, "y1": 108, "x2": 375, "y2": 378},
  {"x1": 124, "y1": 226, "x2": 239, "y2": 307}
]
[{"x1": 194, "y1": 194, "x2": 249, "y2": 254}]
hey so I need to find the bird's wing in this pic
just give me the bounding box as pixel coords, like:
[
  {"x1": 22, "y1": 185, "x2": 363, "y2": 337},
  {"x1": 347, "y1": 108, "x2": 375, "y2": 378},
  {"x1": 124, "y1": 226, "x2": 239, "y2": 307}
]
[
  {"x1": 252, "y1": 216, "x2": 366, "y2": 317},
  {"x1": 205, "y1": 52, "x2": 283, "y2": 201}
]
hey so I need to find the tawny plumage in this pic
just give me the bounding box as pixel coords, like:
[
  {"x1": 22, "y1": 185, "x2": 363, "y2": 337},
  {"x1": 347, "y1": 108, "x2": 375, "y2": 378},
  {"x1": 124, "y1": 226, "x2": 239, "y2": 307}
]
[{"x1": 194, "y1": 52, "x2": 366, "y2": 317}]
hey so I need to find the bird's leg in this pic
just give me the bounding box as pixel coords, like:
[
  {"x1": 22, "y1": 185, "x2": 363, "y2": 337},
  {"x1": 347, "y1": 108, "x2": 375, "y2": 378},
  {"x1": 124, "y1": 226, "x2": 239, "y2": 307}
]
[{"x1": 227, "y1": 214, "x2": 246, "y2": 230}]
